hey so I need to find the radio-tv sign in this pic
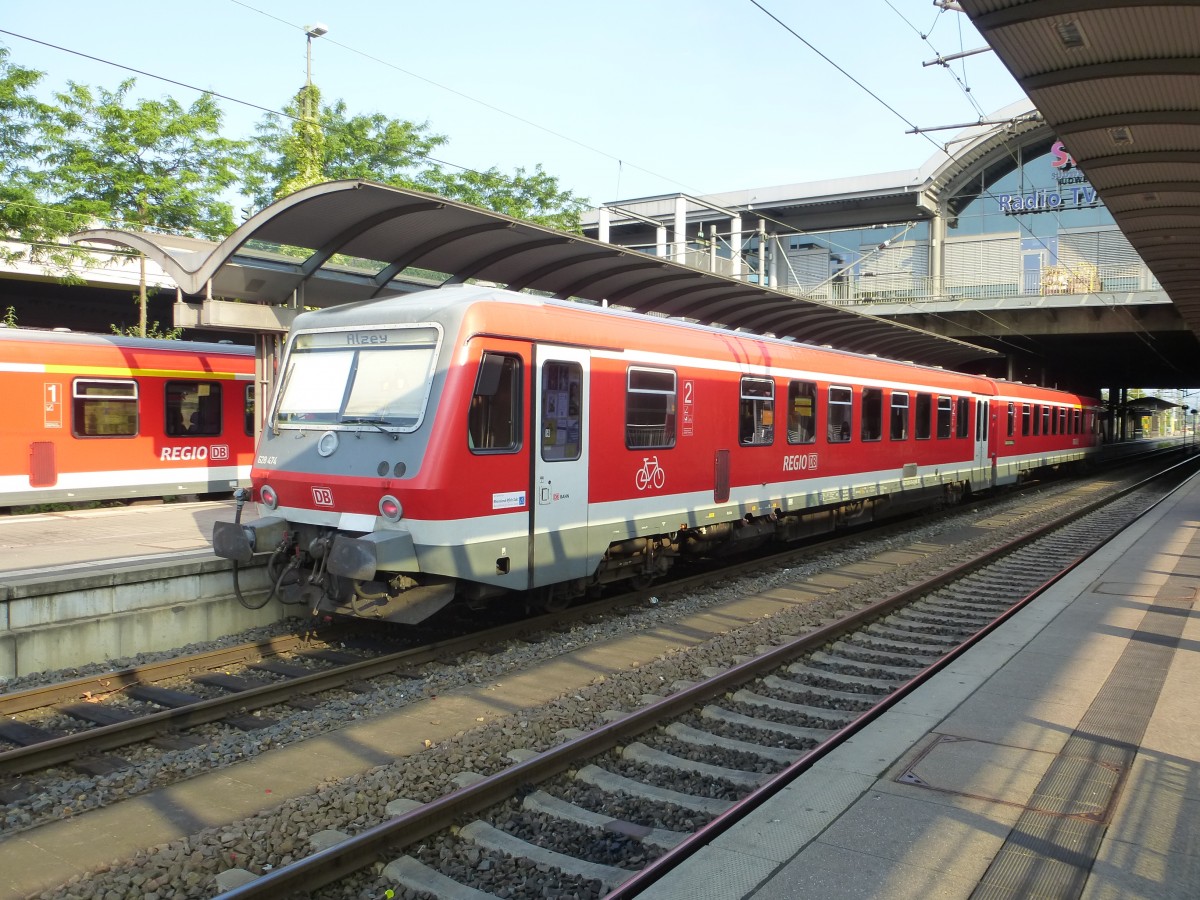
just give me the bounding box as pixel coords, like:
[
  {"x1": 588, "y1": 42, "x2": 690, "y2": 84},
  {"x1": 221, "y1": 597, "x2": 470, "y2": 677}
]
[{"x1": 997, "y1": 142, "x2": 1101, "y2": 215}]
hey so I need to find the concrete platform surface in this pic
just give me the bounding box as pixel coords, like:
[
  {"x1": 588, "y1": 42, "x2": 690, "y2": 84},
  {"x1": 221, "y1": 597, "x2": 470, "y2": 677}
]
[{"x1": 0, "y1": 500, "x2": 232, "y2": 577}]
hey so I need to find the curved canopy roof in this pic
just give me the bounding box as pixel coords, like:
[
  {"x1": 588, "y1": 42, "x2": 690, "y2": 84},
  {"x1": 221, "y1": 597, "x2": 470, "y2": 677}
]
[
  {"x1": 71, "y1": 180, "x2": 996, "y2": 369},
  {"x1": 962, "y1": 0, "x2": 1200, "y2": 342}
]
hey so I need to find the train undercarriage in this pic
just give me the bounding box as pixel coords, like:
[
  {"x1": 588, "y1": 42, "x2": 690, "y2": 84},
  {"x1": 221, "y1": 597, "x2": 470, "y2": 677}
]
[{"x1": 219, "y1": 480, "x2": 974, "y2": 626}]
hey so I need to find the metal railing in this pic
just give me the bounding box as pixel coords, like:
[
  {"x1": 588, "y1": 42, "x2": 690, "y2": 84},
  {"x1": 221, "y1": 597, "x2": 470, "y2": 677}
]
[
  {"x1": 779, "y1": 263, "x2": 1161, "y2": 306},
  {"x1": 622, "y1": 239, "x2": 1161, "y2": 307}
]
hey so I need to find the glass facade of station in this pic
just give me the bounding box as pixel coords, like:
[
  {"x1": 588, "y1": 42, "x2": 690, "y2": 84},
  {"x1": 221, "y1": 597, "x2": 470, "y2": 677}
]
[{"x1": 767, "y1": 139, "x2": 1155, "y2": 304}]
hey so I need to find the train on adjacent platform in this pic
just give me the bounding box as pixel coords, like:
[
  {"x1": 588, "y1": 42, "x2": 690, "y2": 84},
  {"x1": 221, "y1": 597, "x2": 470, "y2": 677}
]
[
  {"x1": 0, "y1": 327, "x2": 256, "y2": 508},
  {"x1": 214, "y1": 284, "x2": 1102, "y2": 624}
]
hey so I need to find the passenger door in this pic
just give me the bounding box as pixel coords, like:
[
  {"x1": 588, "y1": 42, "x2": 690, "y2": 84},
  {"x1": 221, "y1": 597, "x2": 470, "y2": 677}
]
[
  {"x1": 531, "y1": 346, "x2": 590, "y2": 586},
  {"x1": 975, "y1": 396, "x2": 993, "y2": 488}
]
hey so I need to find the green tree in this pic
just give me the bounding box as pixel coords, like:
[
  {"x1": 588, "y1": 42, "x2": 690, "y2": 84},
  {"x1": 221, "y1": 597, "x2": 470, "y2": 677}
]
[
  {"x1": 38, "y1": 78, "x2": 247, "y2": 333},
  {"x1": 0, "y1": 47, "x2": 82, "y2": 264},
  {"x1": 276, "y1": 83, "x2": 325, "y2": 198},
  {"x1": 424, "y1": 164, "x2": 587, "y2": 232},
  {"x1": 244, "y1": 92, "x2": 448, "y2": 208},
  {"x1": 42, "y1": 79, "x2": 245, "y2": 239},
  {"x1": 244, "y1": 93, "x2": 588, "y2": 232}
]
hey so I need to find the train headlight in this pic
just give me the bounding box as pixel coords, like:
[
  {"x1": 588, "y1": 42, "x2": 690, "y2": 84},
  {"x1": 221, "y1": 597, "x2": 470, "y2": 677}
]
[
  {"x1": 317, "y1": 430, "x2": 339, "y2": 457},
  {"x1": 259, "y1": 484, "x2": 279, "y2": 510},
  {"x1": 379, "y1": 495, "x2": 402, "y2": 522}
]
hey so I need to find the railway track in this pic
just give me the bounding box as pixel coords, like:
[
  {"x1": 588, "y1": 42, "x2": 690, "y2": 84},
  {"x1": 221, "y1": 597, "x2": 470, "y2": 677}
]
[
  {"x1": 0, "y1": 456, "x2": 1155, "y2": 794},
  {"x1": 0, "y1": 598, "x2": 651, "y2": 787},
  {"x1": 200, "y1": 459, "x2": 1197, "y2": 899}
]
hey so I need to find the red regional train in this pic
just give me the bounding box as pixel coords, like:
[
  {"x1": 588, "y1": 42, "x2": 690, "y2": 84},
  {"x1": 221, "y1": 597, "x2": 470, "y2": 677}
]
[
  {"x1": 0, "y1": 327, "x2": 256, "y2": 508},
  {"x1": 214, "y1": 285, "x2": 1101, "y2": 624}
]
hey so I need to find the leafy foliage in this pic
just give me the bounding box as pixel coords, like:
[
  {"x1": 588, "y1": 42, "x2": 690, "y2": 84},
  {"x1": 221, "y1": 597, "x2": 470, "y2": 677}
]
[
  {"x1": 424, "y1": 164, "x2": 587, "y2": 232},
  {"x1": 0, "y1": 47, "x2": 82, "y2": 264},
  {"x1": 42, "y1": 79, "x2": 244, "y2": 238},
  {"x1": 0, "y1": 37, "x2": 590, "y2": 268},
  {"x1": 243, "y1": 91, "x2": 448, "y2": 208},
  {"x1": 242, "y1": 87, "x2": 588, "y2": 231},
  {"x1": 110, "y1": 320, "x2": 182, "y2": 339}
]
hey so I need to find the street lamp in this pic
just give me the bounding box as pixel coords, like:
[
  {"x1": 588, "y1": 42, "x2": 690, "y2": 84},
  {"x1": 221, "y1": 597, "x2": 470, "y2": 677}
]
[
  {"x1": 305, "y1": 23, "x2": 328, "y2": 90},
  {"x1": 303, "y1": 23, "x2": 328, "y2": 123}
]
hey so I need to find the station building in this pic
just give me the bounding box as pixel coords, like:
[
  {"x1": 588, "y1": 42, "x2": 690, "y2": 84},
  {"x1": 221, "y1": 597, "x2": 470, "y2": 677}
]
[{"x1": 581, "y1": 101, "x2": 1183, "y2": 398}]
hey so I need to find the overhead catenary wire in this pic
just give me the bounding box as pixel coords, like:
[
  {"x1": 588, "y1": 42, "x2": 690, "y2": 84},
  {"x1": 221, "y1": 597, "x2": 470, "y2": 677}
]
[
  {"x1": 745, "y1": 1, "x2": 1173, "y2": 372},
  {"x1": 0, "y1": 27, "x2": 619, "y2": 216},
  {"x1": 2, "y1": 8, "x2": 1169, "y2": 373}
]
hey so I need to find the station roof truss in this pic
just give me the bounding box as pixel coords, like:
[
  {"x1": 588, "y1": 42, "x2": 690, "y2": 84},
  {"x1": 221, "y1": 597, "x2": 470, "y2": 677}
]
[
  {"x1": 961, "y1": 0, "x2": 1200, "y2": 346},
  {"x1": 71, "y1": 179, "x2": 996, "y2": 369}
]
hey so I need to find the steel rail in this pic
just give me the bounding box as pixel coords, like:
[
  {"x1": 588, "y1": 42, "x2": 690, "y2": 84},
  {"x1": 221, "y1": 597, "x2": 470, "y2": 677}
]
[
  {"x1": 0, "y1": 597, "x2": 642, "y2": 777},
  {"x1": 0, "y1": 631, "x2": 338, "y2": 716}
]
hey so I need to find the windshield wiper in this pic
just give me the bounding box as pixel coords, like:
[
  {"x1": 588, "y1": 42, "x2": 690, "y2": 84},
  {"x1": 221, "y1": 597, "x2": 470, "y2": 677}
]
[{"x1": 340, "y1": 416, "x2": 398, "y2": 438}]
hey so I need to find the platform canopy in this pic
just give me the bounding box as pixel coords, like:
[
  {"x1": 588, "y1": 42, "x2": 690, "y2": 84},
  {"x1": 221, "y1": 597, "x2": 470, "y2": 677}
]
[
  {"x1": 1118, "y1": 396, "x2": 1184, "y2": 412},
  {"x1": 961, "y1": 0, "x2": 1200, "y2": 350},
  {"x1": 71, "y1": 180, "x2": 997, "y2": 369}
]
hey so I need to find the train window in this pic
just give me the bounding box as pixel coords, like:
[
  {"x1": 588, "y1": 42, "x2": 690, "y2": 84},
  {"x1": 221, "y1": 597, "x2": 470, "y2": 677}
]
[
  {"x1": 1074, "y1": 409, "x2": 1082, "y2": 433},
  {"x1": 787, "y1": 381, "x2": 817, "y2": 444},
  {"x1": 275, "y1": 326, "x2": 440, "y2": 431},
  {"x1": 861, "y1": 387, "x2": 883, "y2": 442},
  {"x1": 740, "y1": 377, "x2": 775, "y2": 445},
  {"x1": 978, "y1": 400, "x2": 989, "y2": 441},
  {"x1": 1058, "y1": 408, "x2": 1067, "y2": 434},
  {"x1": 1032, "y1": 404, "x2": 1041, "y2": 436},
  {"x1": 469, "y1": 352, "x2": 521, "y2": 453},
  {"x1": 73, "y1": 379, "x2": 138, "y2": 437},
  {"x1": 1007, "y1": 402, "x2": 1015, "y2": 437},
  {"x1": 541, "y1": 361, "x2": 582, "y2": 461},
  {"x1": 346, "y1": 345, "x2": 433, "y2": 426},
  {"x1": 936, "y1": 397, "x2": 953, "y2": 439},
  {"x1": 1022, "y1": 404, "x2": 1031, "y2": 436},
  {"x1": 244, "y1": 385, "x2": 255, "y2": 437},
  {"x1": 166, "y1": 381, "x2": 222, "y2": 436},
  {"x1": 915, "y1": 393, "x2": 932, "y2": 439},
  {"x1": 1041, "y1": 405, "x2": 1051, "y2": 435},
  {"x1": 890, "y1": 392, "x2": 909, "y2": 440},
  {"x1": 626, "y1": 367, "x2": 676, "y2": 449},
  {"x1": 828, "y1": 386, "x2": 852, "y2": 442},
  {"x1": 955, "y1": 397, "x2": 970, "y2": 438}
]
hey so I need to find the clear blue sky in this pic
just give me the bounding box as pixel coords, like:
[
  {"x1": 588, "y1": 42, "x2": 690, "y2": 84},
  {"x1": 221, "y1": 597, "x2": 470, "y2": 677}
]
[{"x1": 1, "y1": 1, "x2": 1026, "y2": 207}]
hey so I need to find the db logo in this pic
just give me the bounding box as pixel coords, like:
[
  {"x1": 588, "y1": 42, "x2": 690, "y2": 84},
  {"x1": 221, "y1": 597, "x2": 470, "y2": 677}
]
[
  {"x1": 311, "y1": 487, "x2": 335, "y2": 507},
  {"x1": 209, "y1": 444, "x2": 230, "y2": 461}
]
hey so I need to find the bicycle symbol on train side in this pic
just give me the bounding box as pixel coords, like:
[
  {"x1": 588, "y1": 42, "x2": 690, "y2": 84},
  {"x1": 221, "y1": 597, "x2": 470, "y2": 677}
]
[{"x1": 635, "y1": 455, "x2": 666, "y2": 491}]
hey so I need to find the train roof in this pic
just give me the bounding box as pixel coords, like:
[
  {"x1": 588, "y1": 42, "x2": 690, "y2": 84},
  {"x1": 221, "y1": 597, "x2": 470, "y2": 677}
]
[
  {"x1": 292, "y1": 284, "x2": 999, "y2": 378},
  {"x1": 287, "y1": 286, "x2": 1098, "y2": 404},
  {"x1": 0, "y1": 325, "x2": 253, "y2": 355}
]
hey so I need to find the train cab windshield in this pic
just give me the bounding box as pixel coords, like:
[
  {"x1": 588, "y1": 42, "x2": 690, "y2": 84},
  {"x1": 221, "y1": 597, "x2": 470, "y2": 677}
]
[{"x1": 273, "y1": 325, "x2": 442, "y2": 431}]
